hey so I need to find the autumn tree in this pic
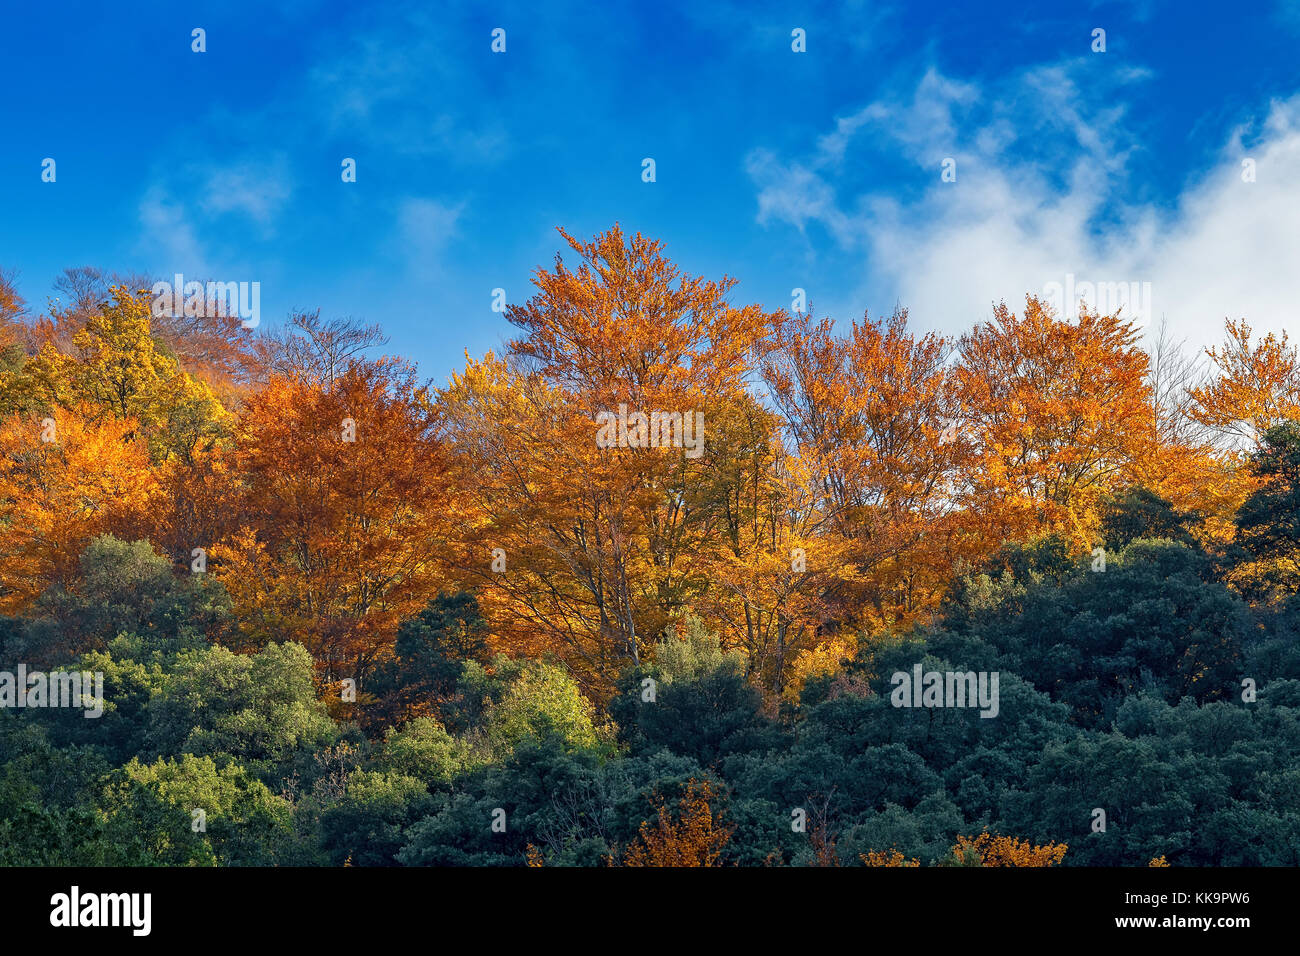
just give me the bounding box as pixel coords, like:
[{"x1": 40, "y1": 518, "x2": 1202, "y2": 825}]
[
  {"x1": 440, "y1": 226, "x2": 781, "y2": 694},
  {"x1": 1190, "y1": 319, "x2": 1300, "y2": 449},
  {"x1": 688, "y1": 395, "x2": 853, "y2": 695},
  {"x1": 254, "y1": 308, "x2": 387, "y2": 391},
  {"x1": 952, "y1": 296, "x2": 1154, "y2": 551},
  {"x1": 0, "y1": 284, "x2": 238, "y2": 572},
  {"x1": 763, "y1": 307, "x2": 958, "y2": 632},
  {"x1": 0, "y1": 406, "x2": 158, "y2": 612},
  {"x1": 620, "y1": 778, "x2": 733, "y2": 867},
  {"x1": 149, "y1": 287, "x2": 261, "y2": 406},
  {"x1": 438, "y1": 351, "x2": 663, "y2": 688},
  {"x1": 215, "y1": 357, "x2": 450, "y2": 684},
  {"x1": 1133, "y1": 320, "x2": 1236, "y2": 545},
  {"x1": 14, "y1": 285, "x2": 229, "y2": 463},
  {"x1": 1, "y1": 266, "x2": 133, "y2": 357},
  {"x1": 861, "y1": 849, "x2": 920, "y2": 867},
  {"x1": 947, "y1": 831, "x2": 1067, "y2": 867},
  {"x1": 1175, "y1": 319, "x2": 1300, "y2": 541},
  {"x1": 0, "y1": 270, "x2": 30, "y2": 417},
  {"x1": 44, "y1": 268, "x2": 151, "y2": 351},
  {"x1": 1228, "y1": 420, "x2": 1300, "y2": 602}
]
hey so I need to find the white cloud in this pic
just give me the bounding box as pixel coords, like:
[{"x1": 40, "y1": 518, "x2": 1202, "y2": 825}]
[
  {"x1": 136, "y1": 186, "x2": 208, "y2": 273},
  {"x1": 746, "y1": 62, "x2": 1300, "y2": 352},
  {"x1": 819, "y1": 69, "x2": 979, "y2": 167},
  {"x1": 134, "y1": 152, "x2": 296, "y2": 274},
  {"x1": 395, "y1": 197, "x2": 465, "y2": 275},
  {"x1": 199, "y1": 156, "x2": 294, "y2": 230},
  {"x1": 307, "y1": 11, "x2": 509, "y2": 164},
  {"x1": 746, "y1": 149, "x2": 857, "y2": 246}
]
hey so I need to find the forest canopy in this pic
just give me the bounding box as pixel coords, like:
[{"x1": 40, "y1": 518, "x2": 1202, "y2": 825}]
[{"x1": 2, "y1": 228, "x2": 1299, "y2": 867}]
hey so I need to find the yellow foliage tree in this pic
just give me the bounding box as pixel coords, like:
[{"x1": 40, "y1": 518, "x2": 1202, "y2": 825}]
[
  {"x1": 620, "y1": 778, "x2": 734, "y2": 867},
  {"x1": 953, "y1": 297, "x2": 1155, "y2": 552},
  {"x1": 948, "y1": 831, "x2": 1067, "y2": 867},
  {"x1": 861, "y1": 849, "x2": 921, "y2": 867},
  {"x1": 17, "y1": 286, "x2": 229, "y2": 463},
  {"x1": 0, "y1": 405, "x2": 158, "y2": 612}
]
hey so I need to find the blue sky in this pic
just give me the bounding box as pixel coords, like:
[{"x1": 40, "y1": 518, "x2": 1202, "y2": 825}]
[{"x1": 2, "y1": 0, "x2": 1298, "y2": 383}]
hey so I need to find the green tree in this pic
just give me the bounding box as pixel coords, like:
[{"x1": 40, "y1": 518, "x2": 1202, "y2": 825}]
[
  {"x1": 369, "y1": 592, "x2": 491, "y2": 724},
  {"x1": 17, "y1": 535, "x2": 229, "y2": 665},
  {"x1": 1231, "y1": 420, "x2": 1300, "y2": 602},
  {"x1": 98, "y1": 754, "x2": 295, "y2": 865},
  {"x1": 464, "y1": 657, "x2": 602, "y2": 760},
  {"x1": 610, "y1": 618, "x2": 784, "y2": 767},
  {"x1": 319, "y1": 769, "x2": 435, "y2": 866},
  {"x1": 1100, "y1": 486, "x2": 1199, "y2": 551},
  {"x1": 373, "y1": 716, "x2": 474, "y2": 785},
  {"x1": 144, "y1": 642, "x2": 337, "y2": 780}
]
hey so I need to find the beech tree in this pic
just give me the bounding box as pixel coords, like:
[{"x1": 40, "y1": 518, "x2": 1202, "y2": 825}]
[{"x1": 215, "y1": 358, "x2": 450, "y2": 684}]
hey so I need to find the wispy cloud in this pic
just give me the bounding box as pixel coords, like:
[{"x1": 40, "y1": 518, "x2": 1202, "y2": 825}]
[
  {"x1": 306, "y1": 7, "x2": 509, "y2": 164},
  {"x1": 746, "y1": 59, "x2": 1299, "y2": 350},
  {"x1": 136, "y1": 186, "x2": 209, "y2": 273},
  {"x1": 199, "y1": 156, "x2": 294, "y2": 231},
  {"x1": 134, "y1": 154, "x2": 294, "y2": 274},
  {"x1": 395, "y1": 197, "x2": 465, "y2": 275}
]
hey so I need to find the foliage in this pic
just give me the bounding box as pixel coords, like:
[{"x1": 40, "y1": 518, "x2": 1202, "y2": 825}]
[
  {"x1": 1, "y1": 231, "x2": 1298, "y2": 869},
  {"x1": 618, "y1": 778, "x2": 734, "y2": 867},
  {"x1": 945, "y1": 831, "x2": 1067, "y2": 867}
]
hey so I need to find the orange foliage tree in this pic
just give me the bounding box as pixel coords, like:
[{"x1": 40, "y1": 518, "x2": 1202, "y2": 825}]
[
  {"x1": 214, "y1": 358, "x2": 451, "y2": 684},
  {"x1": 952, "y1": 297, "x2": 1155, "y2": 551},
  {"x1": 0, "y1": 406, "x2": 158, "y2": 612},
  {"x1": 1190, "y1": 319, "x2": 1300, "y2": 448},
  {"x1": 948, "y1": 831, "x2": 1067, "y2": 867},
  {"x1": 763, "y1": 307, "x2": 958, "y2": 632},
  {"x1": 1166, "y1": 319, "x2": 1300, "y2": 541},
  {"x1": 439, "y1": 226, "x2": 781, "y2": 694},
  {"x1": 619, "y1": 778, "x2": 734, "y2": 867}
]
